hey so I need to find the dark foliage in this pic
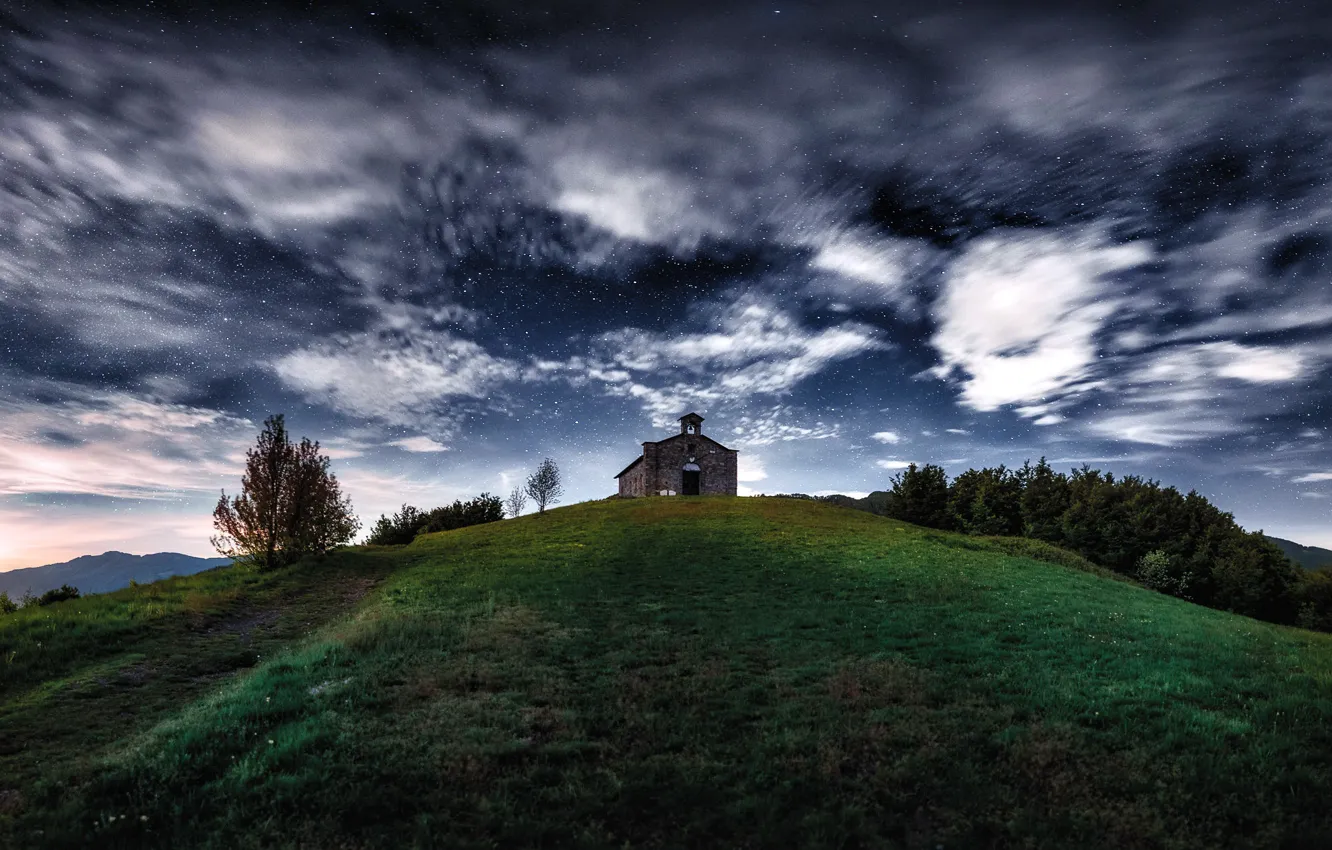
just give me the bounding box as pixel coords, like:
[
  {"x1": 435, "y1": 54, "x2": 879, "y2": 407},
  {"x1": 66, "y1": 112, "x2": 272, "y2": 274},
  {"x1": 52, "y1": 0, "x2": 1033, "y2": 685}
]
[
  {"x1": 856, "y1": 457, "x2": 1309, "y2": 630},
  {"x1": 366, "y1": 494, "x2": 503, "y2": 545},
  {"x1": 885, "y1": 464, "x2": 952, "y2": 530},
  {"x1": 421, "y1": 493, "x2": 504, "y2": 534},
  {"x1": 948, "y1": 466, "x2": 1023, "y2": 536},
  {"x1": 37, "y1": 584, "x2": 80, "y2": 606},
  {"x1": 365, "y1": 504, "x2": 428, "y2": 546},
  {"x1": 0, "y1": 591, "x2": 17, "y2": 615}
]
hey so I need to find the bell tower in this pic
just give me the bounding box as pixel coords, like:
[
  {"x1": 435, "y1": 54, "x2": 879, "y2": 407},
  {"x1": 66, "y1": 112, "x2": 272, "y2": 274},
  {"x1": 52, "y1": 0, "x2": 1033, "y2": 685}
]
[{"x1": 678, "y1": 412, "x2": 704, "y2": 435}]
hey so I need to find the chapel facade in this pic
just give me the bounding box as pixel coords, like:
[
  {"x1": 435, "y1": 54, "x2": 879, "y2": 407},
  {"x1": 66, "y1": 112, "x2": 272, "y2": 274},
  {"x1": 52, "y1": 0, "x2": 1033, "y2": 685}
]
[{"x1": 614, "y1": 413, "x2": 739, "y2": 497}]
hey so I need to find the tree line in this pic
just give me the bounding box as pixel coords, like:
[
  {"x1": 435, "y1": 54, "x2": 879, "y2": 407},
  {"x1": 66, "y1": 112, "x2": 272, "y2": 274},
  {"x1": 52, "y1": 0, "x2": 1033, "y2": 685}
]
[{"x1": 815, "y1": 460, "x2": 1330, "y2": 632}]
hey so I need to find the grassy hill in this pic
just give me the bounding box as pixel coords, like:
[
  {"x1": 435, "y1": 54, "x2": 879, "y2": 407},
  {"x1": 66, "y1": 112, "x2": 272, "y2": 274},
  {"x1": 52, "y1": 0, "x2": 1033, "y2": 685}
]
[{"x1": 3, "y1": 497, "x2": 1332, "y2": 848}]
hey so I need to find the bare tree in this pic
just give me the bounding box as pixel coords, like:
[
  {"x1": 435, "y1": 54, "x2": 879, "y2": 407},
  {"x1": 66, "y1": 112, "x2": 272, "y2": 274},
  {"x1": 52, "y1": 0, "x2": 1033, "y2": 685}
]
[
  {"x1": 505, "y1": 486, "x2": 528, "y2": 518},
  {"x1": 212, "y1": 415, "x2": 359, "y2": 569},
  {"x1": 524, "y1": 458, "x2": 564, "y2": 514}
]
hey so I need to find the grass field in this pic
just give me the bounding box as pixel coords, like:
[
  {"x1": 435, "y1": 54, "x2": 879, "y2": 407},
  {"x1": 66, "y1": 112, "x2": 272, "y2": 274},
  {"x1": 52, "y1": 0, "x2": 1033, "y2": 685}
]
[{"x1": 3, "y1": 496, "x2": 1332, "y2": 848}]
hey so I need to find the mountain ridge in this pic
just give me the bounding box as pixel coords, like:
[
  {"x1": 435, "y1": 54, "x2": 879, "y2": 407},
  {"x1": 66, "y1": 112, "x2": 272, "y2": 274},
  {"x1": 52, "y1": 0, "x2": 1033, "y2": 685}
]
[{"x1": 0, "y1": 550, "x2": 232, "y2": 598}]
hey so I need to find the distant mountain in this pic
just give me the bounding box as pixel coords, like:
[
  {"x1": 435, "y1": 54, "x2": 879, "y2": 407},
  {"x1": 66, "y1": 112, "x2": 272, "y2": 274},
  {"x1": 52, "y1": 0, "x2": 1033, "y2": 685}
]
[
  {"x1": 0, "y1": 551, "x2": 233, "y2": 598},
  {"x1": 1266, "y1": 536, "x2": 1332, "y2": 571}
]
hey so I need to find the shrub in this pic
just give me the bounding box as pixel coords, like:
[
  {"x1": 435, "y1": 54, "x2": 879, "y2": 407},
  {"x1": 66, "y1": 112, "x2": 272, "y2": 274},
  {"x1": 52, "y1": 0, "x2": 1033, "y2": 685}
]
[
  {"x1": 1137, "y1": 550, "x2": 1197, "y2": 600},
  {"x1": 1295, "y1": 571, "x2": 1332, "y2": 631},
  {"x1": 37, "y1": 584, "x2": 80, "y2": 606},
  {"x1": 0, "y1": 592, "x2": 17, "y2": 615},
  {"x1": 421, "y1": 493, "x2": 505, "y2": 534},
  {"x1": 366, "y1": 504, "x2": 429, "y2": 546}
]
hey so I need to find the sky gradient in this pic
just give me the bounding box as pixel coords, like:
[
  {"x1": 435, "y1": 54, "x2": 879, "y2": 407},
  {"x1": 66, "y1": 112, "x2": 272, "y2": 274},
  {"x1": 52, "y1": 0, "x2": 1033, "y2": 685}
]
[{"x1": 2, "y1": 0, "x2": 1331, "y2": 570}]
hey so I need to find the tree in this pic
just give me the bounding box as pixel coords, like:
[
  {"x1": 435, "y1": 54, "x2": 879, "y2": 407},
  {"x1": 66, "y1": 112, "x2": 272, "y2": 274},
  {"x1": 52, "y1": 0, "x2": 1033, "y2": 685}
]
[
  {"x1": 885, "y1": 463, "x2": 951, "y2": 529},
  {"x1": 525, "y1": 458, "x2": 564, "y2": 514},
  {"x1": 212, "y1": 415, "x2": 359, "y2": 569},
  {"x1": 366, "y1": 504, "x2": 427, "y2": 546},
  {"x1": 506, "y1": 486, "x2": 528, "y2": 518},
  {"x1": 1017, "y1": 458, "x2": 1069, "y2": 544},
  {"x1": 0, "y1": 592, "x2": 17, "y2": 615},
  {"x1": 948, "y1": 466, "x2": 1023, "y2": 536}
]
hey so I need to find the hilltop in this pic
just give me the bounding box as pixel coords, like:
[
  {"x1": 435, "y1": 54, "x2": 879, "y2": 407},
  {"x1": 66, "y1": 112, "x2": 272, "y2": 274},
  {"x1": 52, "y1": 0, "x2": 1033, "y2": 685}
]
[
  {"x1": 3, "y1": 497, "x2": 1332, "y2": 848},
  {"x1": 0, "y1": 551, "x2": 232, "y2": 599}
]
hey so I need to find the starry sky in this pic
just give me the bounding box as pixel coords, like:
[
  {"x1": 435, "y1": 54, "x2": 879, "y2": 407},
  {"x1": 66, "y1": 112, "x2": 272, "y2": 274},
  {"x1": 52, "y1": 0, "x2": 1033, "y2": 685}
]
[{"x1": 2, "y1": 0, "x2": 1331, "y2": 570}]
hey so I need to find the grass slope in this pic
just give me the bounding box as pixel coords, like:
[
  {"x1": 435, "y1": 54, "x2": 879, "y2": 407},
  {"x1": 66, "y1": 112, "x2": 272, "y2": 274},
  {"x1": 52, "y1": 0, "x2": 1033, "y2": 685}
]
[{"x1": 3, "y1": 497, "x2": 1332, "y2": 849}]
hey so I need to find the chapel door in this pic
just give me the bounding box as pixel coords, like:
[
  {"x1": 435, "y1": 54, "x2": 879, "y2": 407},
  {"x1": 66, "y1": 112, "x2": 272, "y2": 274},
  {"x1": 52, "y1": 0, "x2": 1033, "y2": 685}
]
[{"x1": 682, "y1": 469, "x2": 701, "y2": 495}]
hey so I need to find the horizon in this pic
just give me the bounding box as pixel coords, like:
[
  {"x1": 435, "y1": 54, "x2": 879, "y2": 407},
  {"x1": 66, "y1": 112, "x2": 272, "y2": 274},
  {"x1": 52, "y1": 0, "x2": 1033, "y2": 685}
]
[{"x1": 2, "y1": 0, "x2": 1331, "y2": 570}]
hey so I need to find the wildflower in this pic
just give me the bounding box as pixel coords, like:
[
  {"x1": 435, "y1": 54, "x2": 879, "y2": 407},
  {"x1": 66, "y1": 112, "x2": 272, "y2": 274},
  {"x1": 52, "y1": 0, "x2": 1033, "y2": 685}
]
[
  {"x1": 268, "y1": 739, "x2": 275, "y2": 745},
  {"x1": 140, "y1": 815, "x2": 148, "y2": 823}
]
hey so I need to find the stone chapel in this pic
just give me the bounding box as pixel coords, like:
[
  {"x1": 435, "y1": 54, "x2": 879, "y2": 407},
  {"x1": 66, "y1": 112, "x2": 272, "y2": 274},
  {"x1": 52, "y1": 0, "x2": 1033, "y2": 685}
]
[{"x1": 614, "y1": 413, "x2": 739, "y2": 497}]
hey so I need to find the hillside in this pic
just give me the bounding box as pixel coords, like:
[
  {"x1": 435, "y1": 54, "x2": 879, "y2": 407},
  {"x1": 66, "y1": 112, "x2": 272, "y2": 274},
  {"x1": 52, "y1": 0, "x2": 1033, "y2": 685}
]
[
  {"x1": 0, "y1": 552, "x2": 232, "y2": 598},
  {"x1": 1268, "y1": 535, "x2": 1332, "y2": 571},
  {"x1": 3, "y1": 497, "x2": 1332, "y2": 849}
]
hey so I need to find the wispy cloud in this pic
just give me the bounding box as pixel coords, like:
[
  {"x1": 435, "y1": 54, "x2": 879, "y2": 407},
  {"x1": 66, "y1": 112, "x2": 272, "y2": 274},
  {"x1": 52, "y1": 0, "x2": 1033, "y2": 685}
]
[{"x1": 930, "y1": 230, "x2": 1152, "y2": 415}]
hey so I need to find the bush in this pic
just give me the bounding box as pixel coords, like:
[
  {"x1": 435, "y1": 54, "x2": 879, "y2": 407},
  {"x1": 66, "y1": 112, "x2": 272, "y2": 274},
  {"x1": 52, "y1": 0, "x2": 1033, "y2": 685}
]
[
  {"x1": 37, "y1": 584, "x2": 80, "y2": 606},
  {"x1": 0, "y1": 591, "x2": 17, "y2": 615},
  {"x1": 367, "y1": 494, "x2": 504, "y2": 545},
  {"x1": 1136, "y1": 550, "x2": 1197, "y2": 600},
  {"x1": 366, "y1": 504, "x2": 429, "y2": 546},
  {"x1": 1295, "y1": 571, "x2": 1332, "y2": 631}
]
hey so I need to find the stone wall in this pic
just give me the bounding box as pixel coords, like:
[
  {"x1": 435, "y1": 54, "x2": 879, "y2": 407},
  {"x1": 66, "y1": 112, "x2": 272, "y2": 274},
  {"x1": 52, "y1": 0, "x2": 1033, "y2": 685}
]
[{"x1": 646, "y1": 434, "x2": 737, "y2": 496}]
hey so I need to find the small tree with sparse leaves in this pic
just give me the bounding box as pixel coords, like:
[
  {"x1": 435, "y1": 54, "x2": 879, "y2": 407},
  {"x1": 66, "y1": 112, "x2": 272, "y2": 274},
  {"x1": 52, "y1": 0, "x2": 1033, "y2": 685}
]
[
  {"x1": 525, "y1": 458, "x2": 564, "y2": 514},
  {"x1": 506, "y1": 486, "x2": 528, "y2": 518},
  {"x1": 212, "y1": 414, "x2": 359, "y2": 569}
]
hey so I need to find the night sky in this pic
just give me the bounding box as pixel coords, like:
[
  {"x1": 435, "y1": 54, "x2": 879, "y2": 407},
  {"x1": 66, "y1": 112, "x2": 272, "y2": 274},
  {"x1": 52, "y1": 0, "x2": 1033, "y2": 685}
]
[{"x1": 2, "y1": 0, "x2": 1331, "y2": 570}]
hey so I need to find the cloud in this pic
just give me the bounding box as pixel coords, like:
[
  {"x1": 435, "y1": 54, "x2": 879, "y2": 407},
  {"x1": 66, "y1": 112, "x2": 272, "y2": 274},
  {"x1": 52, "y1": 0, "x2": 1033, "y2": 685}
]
[
  {"x1": 0, "y1": 386, "x2": 253, "y2": 499},
  {"x1": 1294, "y1": 472, "x2": 1332, "y2": 483},
  {"x1": 547, "y1": 292, "x2": 887, "y2": 427},
  {"x1": 871, "y1": 431, "x2": 903, "y2": 444},
  {"x1": 1139, "y1": 342, "x2": 1308, "y2": 385},
  {"x1": 875, "y1": 460, "x2": 914, "y2": 470},
  {"x1": 274, "y1": 329, "x2": 518, "y2": 430},
  {"x1": 389, "y1": 436, "x2": 450, "y2": 453},
  {"x1": 737, "y1": 454, "x2": 768, "y2": 482},
  {"x1": 930, "y1": 230, "x2": 1153, "y2": 414}
]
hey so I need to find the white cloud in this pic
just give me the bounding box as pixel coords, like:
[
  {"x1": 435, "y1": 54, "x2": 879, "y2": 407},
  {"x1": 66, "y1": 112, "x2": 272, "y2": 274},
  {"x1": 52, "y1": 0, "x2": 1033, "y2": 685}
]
[
  {"x1": 875, "y1": 459, "x2": 914, "y2": 470},
  {"x1": 389, "y1": 436, "x2": 450, "y2": 453},
  {"x1": 728, "y1": 408, "x2": 841, "y2": 447},
  {"x1": 274, "y1": 329, "x2": 518, "y2": 429},
  {"x1": 871, "y1": 431, "x2": 903, "y2": 444},
  {"x1": 0, "y1": 388, "x2": 253, "y2": 499},
  {"x1": 945, "y1": 428, "x2": 970, "y2": 435},
  {"x1": 1294, "y1": 472, "x2": 1332, "y2": 483},
  {"x1": 547, "y1": 293, "x2": 886, "y2": 430},
  {"x1": 551, "y1": 155, "x2": 717, "y2": 247},
  {"x1": 930, "y1": 230, "x2": 1152, "y2": 414},
  {"x1": 737, "y1": 454, "x2": 768, "y2": 482},
  {"x1": 1140, "y1": 342, "x2": 1307, "y2": 385},
  {"x1": 1088, "y1": 410, "x2": 1239, "y2": 447}
]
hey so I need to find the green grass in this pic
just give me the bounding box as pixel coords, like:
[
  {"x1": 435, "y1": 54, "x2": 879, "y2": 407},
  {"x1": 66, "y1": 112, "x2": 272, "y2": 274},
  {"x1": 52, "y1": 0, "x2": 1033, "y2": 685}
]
[{"x1": 3, "y1": 496, "x2": 1332, "y2": 848}]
